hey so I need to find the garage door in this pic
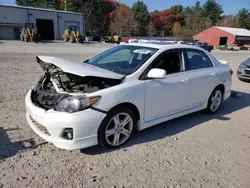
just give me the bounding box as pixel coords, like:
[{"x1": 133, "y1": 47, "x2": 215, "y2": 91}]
[
  {"x1": 0, "y1": 26, "x2": 14, "y2": 39},
  {"x1": 36, "y1": 19, "x2": 55, "y2": 40}
]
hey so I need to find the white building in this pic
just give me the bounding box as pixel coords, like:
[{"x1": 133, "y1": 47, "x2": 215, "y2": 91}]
[{"x1": 0, "y1": 4, "x2": 85, "y2": 40}]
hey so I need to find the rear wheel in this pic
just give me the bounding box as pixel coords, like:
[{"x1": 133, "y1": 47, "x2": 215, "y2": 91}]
[
  {"x1": 98, "y1": 106, "x2": 136, "y2": 149},
  {"x1": 206, "y1": 88, "x2": 223, "y2": 113}
]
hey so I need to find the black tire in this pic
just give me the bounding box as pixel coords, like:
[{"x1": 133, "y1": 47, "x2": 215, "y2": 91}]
[
  {"x1": 24, "y1": 34, "x2": 30, "y2": 42},
  {"x1": 206, "y1": 87, "x2": 223, "y2": 114},
  {"x1": 64, "y1": 36, "x2": 69, "y2": 42},
  {"x1": 20, "y1": 34, "x2": 24, "y2": 41},
  {"x1": 70, "y1": 35, "x2": 75, "y2": 43},
  {"x1": 78, "y1": 38, "x2": 84, "y2": 44},
  {"x1": 37, "y1": 34, "x2": 41, "y2": 42},
  {"x1": 98, "y1": 106, "x2": 136, "y2": 149}
]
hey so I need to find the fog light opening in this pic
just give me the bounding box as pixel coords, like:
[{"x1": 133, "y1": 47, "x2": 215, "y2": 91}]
[{"x1": 62, "y1": 128, "x2": 73, "y2": 140}]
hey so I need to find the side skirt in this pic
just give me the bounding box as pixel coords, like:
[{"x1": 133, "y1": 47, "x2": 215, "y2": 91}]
[{"x1": 138, "y1": 102, "x2": 207, "y2": 131}]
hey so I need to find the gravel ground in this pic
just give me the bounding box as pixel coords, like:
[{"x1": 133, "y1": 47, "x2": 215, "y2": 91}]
[{"x1": 0, "y1": 40, "x2": 250, "y2": 188}]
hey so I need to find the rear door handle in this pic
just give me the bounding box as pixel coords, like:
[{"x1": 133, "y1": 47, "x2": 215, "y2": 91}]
[{"x1": 211, "y1": 72, "x2": 216, "y2": 76}]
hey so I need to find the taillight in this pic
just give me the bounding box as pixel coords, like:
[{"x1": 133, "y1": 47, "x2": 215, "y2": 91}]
[{"x1": 230, "y1": 69, "x2": 233, "y2": 76}]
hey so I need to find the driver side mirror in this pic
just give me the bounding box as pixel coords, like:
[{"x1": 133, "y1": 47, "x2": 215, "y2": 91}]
[{"x1": 147, "y1": 68, "x2": 166, "y2": 79}]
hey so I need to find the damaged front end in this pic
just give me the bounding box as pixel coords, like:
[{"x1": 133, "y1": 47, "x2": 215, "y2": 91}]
[{"x1": 31, "y1": 56, "x2": 123, "y2": 112}]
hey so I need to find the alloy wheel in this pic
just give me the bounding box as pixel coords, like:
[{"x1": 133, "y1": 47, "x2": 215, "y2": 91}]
[
  {"x1": 210, "y1": 90, "x2": 222, "y2": 112},
  {"x1": 105, "y1": 113, "x2": 133, "y2": 147}
]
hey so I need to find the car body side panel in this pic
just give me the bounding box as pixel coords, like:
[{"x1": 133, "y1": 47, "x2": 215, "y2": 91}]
[
  {"x1": 204, "y1": 51, "x2": 232, "y2": 98},
  {"x1": 144, "y1": 72, "x2": 190, "y2": 122},
  {"x1": 215, "y1": 66, "x2": 232, "y2": 98},
  {"x1": 88, "y1": 78, "x2": 146, "y2": 123},
  {"x1": 187, "y1": 67, "x2": 218, "y2": 108},
  {"x1": 141, "y1": 100, "x2": 208, "y2": 130}
]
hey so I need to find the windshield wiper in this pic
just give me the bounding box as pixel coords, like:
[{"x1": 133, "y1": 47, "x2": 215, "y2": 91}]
[{"x1": 83, "y1": 59, "x2": 89, "y2": 63}]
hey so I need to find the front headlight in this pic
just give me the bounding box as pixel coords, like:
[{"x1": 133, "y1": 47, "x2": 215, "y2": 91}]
[
  {"x1": 56, "y1": 96, "x2": 100, "y2": 113},
  {"x1": 240, "y1": 63, "x2": 247, "y2": 68}
]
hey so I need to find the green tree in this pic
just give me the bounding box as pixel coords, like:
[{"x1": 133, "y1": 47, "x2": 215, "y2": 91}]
[
  {"x1": 236, "y1": 8, "x2": 250, "y2": 29},
  {"x1": 131, "y1": 1, "x2": 149, "y2": 36},
  {"x1": 181, "y1": 1, "x2": 213, "y2": 37},
  {"x1": 171, "y1": 5, "x2": 183, "y2": 15},
  {"x1": 194, "y1": 1, "x2": 202, "y2": 11},
  {"x1": 202, "y1": 0, "x2": 223, "y2": 25},
  {"x1": 16, "y1": 0, "x2": 62, "y2": 9},
  {"x1": 16, "y1": 0, "x2": 31, "y2": 6}
]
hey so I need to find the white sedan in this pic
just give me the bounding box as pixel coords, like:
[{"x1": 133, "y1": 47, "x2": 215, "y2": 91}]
[{"x1": 25, "y1": 43, "x2": 232, "y2": 150}]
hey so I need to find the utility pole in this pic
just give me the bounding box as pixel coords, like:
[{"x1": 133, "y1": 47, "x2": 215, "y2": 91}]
[{"x1": 64, "y1": 0, "x2": 66, "y2": 11}]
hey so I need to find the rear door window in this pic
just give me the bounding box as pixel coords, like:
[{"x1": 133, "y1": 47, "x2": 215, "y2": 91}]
[{"x1": 185, "y1": 50, "x2": 213, "y2": 70}]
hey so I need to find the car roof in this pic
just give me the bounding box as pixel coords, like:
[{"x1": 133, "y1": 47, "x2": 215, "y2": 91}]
[{"x1": 123, "y1": 42, "x2": 203, "y2": 51}]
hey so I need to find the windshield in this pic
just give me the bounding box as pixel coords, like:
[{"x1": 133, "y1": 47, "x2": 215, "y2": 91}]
[{"x1": 88, "y1": 45, "x2": 158, "y2": 75}]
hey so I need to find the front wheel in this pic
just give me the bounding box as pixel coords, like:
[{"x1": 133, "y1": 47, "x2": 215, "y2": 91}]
[
  {"x1": 98, "y1": 106, "x2": 136, "y2": 149},
  {"x1": 24, "y1": 34, "x2": 30, "y2": 42},
  {"x1": 20, "y1": 34, "x2": 24, "y2": 41},
  {"x1": 69, "y1": 35, "x2": 75, "y2": 43},
  {"x1": 206, "y1": 88, "x2": 223, "y2": 113}
]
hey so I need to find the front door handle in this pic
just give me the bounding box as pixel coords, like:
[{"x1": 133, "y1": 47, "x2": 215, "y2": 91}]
[
  {"x1": 181, "y1": 78, "x2": 189, "y2": 82},
  {"x1": 211, "y1": 72, "x2": 216, "y2": 76}
]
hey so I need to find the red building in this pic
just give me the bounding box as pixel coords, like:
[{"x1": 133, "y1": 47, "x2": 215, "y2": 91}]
[{"x1": 194, "y1": 26, "x2": 250, "y2": 46}]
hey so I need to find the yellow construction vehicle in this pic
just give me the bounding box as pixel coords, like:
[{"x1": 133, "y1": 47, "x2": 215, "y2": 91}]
[
  {"x1": 113, "y1": 35, "x2": 121, "y2": 44},
  {"x1": 62, "y1": 25, "x2": 84, "y2": 43},
  {"x1": 103, "y1": 35, "x2": 121, "y2": 44},
  {"x1": 20, "y1": 22, "x2": 41, "y2": 43}
]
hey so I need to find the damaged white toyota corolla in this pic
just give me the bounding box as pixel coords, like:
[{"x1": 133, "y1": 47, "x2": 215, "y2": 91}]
[{"x1": 25, "y1": 43, "x2": 232, "y2": 150}]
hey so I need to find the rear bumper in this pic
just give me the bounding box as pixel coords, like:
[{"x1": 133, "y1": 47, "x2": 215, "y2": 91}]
[{"x1": 25, "y1": 90, "x2": 106, "y2": 150}]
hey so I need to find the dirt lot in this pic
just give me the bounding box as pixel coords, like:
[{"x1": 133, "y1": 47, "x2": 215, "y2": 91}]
[{"x1": 0, "y1": 40, "x2": 250, "y2": 188}]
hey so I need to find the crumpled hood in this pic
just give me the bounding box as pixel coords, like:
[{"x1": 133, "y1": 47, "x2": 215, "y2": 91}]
[{"x1": 36, "y1": 56, "x2": 124, "y2": 80}]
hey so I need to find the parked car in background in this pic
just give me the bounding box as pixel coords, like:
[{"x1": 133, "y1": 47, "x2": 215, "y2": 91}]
[
  {"x1": 228, "y1": 44, "x2": 240, "y2": 51},
  {"x1": 25, "y1": 43, "x2": 232, "y2": 150},
  {"x1": 190, "y1": 42, "x2": 214, "y2": 52},
  {"x1": 92, "y1": 36, "x2": 101, "y2": 42},
  {"x1": 125, "y1": 38, "x2": 131, "y2": 43},
  {"x1": 237, "y1": 56, "x2": 250, "y2": 82}
]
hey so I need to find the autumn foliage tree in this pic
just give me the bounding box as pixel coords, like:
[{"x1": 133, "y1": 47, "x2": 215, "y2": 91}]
[
  {"x1": 110, "y1": 4, "x2": 137, "y2": 36},
  {"x1": 218, "y1": 15, "x2": 237, "y2": 27},
  {"x1": 150, "y1": 9, "x2": 184, "y2": 36}
]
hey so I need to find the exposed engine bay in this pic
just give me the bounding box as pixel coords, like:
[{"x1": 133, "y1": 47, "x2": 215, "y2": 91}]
[{"x1": 31, "y1": 71, "x2": 122, "y2": 110}]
